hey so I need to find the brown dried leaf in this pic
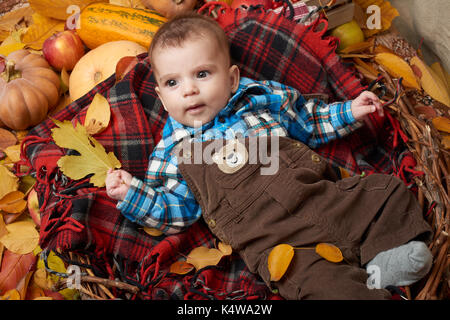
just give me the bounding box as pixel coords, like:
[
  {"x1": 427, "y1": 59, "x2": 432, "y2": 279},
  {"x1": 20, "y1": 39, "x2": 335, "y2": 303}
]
[
  {"x1": 340, "y1": 41, "x2": 373, "y2": 54},
  {"x1": 0, "y1": 128, "x2": 17, "y2": 151}
]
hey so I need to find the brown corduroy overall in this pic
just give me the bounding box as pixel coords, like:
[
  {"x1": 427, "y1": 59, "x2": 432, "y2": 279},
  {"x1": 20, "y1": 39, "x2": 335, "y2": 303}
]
[{"x1": 177, "y1": 136, "x2": 432, "y2": 300}]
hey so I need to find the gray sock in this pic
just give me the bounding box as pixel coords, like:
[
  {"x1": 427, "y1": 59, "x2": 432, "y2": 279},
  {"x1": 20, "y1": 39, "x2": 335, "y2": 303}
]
[{"x1": 365, "y1": 241, "x2": 432, "y2": 289}]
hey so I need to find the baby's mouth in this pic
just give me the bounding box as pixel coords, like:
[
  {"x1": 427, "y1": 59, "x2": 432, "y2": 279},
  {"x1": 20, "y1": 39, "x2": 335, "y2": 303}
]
[{"x1": 186, "y1": 104, "x2": 205, "y2": 113}]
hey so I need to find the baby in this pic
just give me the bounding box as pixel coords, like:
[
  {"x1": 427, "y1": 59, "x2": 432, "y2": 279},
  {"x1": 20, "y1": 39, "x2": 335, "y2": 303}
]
[{"x1": 106, "y1": 13, "x2": 432, "y2": 299}]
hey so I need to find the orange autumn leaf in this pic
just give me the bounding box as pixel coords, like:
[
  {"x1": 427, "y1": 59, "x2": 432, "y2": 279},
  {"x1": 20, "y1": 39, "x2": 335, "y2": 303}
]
[
  {"x1": 441, "y1": 136, "x2": 450, "y2": 150},
  {"x1": 432, "y1": 117, "x2": 450, "y2": 133},
  {"x1": 0, "y1": 191, "x2": 27, "y2": 214},
  {"x1": 353, "y1": 0, "x2": 399, "y2": 37},
  {"x1": 374, "y1": 53, "x2": 420, "y2": 89},
  {"x1": 143, "y1": 227, "x2": 163, "y2": 237},
  {"x1": 169, "y1": 261, "x2": 194, "y2": 275},
  {"x1": 315, "y1": 243, "x2": 343, "y2": 263},
  {"x1": 268, "y1": 244, "x2": 294, "y2": 282},
  {"x1": 186, "y1": 242, "x2": 232, "y2": 271}
]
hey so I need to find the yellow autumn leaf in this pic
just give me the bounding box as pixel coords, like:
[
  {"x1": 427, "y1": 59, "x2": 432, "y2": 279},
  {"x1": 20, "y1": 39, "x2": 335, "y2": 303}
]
[
  {"x1": 374, "y1": 53, "x2": 420, "y2": 89},
  {"x1": 315, "y1": 243, "x2": 343, "y2": 263},
  {"x1": 430, "y1": 62, "x2": 449, "y2": 89},
  {"x1": 51, "y1": 119, "x2": 121, "y2": 187},
  {"x1": 218, "y1": 242, "x2": 232, "y2": 256},
  {"x1": 36, "y1": 250, "x2": 78, "y2": 300},
  {"x1": 0, "y1": 42, "x2": 26, "y2": 56},
  {"x1": 268, "y1": 244, "x2": 294, "y2": 282},
  {"x1": 84, "y1": 93, "x2": 111, "y2": 135},
  {"x1": 0, "y1": 164, "x2": 19, "y2": 200},
  {"x1": 22, "y1": 13, "x2": 65, "y2": 50},
  {"x1": 0, "y1": 220, "x2": 39, "y2": 255},
  {"x1": 0, "y1": 288, "x2": 21, "y2": 300},
  {"x1": 143, "y1": 227, "x2": 163, "y2": 237},
  {"x1": 186, "y1": 246, "x2": 225, "y2": 271},
  {"x1": 32, "y1": 268, "x2": 53, "y2": 290},
  {"x1": 4, "y1": 144, "x2": 21, "y2": 163},
  {"x1": 0, "y1": 6, "x2": 33, "y2": 33},
  {"x1": 432, "y1": 117, "x2": 450, "y2": 133},
  {"x1": 410, "y1": 56, "x2": 450, "y2": 107}
]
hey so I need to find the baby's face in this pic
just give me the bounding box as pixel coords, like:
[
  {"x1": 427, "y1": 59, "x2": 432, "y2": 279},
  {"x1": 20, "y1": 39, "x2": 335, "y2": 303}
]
[{"x1": 153, "y1": 36, "x2": 240, "y2": 127}]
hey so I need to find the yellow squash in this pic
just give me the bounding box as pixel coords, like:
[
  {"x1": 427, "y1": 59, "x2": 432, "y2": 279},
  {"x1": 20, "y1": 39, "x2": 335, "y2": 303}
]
[{"x1": 77, "y1": 3, "x2": 167, "y2": 50}]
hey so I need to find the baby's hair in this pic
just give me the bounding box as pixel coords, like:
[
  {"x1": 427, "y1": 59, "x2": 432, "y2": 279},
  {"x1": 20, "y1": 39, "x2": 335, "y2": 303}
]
[{"x1": 149, "y1": 12, "x2": 231, "y2": 66}]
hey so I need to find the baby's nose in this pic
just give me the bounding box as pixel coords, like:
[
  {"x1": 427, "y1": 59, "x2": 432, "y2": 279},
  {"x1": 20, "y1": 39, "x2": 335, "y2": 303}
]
[{"x1": 183, "y1": 81, "x2": 199, "y2": 96}]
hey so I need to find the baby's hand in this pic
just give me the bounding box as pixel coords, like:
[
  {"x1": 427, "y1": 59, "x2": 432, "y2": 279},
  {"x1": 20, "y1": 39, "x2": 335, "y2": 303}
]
[
  {"x1": 351, "y1": 91, "x2": 383, "y2": 121},
  {"x1": 105, "y1": 168, "x2": 132, "y2": 201}
]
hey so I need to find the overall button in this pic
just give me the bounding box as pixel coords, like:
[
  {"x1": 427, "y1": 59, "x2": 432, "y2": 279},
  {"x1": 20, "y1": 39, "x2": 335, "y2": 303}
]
[
  {"x1": 208, "y1": 219, "x2": 216, "y2": 228},
  {"x1": 311, "y1": 154, "x2": 321, "y2": 163},
  {"x1": 293, "y1": 142, "x2": 303, "y2": 148}
]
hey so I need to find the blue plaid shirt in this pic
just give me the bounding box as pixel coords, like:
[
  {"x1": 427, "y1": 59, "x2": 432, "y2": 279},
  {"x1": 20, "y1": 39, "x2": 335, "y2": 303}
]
[{"x1": 117, "y1": 77, "x2": 361, "y2": 234}]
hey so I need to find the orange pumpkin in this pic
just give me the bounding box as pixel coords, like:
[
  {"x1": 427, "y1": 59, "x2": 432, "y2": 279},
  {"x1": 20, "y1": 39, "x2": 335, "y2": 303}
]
[
  {"x1": 142, "y1": 0, "x2": 197, "y2": 19},
  {"x1": 0, "y1": 50, "x2": 60, "y2": 130}
]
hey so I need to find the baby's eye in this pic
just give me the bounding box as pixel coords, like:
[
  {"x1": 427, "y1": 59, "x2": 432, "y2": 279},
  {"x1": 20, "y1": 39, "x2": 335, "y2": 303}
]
[
  {"x1": 166, "y1": 79, "x2": 177, "y2": 87},
  {"x1": 197, "y1": 70, "x2": 209, "y2": 78}
]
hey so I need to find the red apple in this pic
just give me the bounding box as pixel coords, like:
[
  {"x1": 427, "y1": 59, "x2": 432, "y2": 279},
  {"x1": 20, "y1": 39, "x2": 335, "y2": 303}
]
[
  {"x1": 115, "y1": 56, "x2": 139, "y2": 82},
  {"x1": 27, "y1": 188, "x2": 41, "y2": 227},
  {"x1": 43, "y1": 30, "x2": 85, "y2": 71},
  {"x1": 0, "y1": 56, "x2": 5, "y2": 73}
]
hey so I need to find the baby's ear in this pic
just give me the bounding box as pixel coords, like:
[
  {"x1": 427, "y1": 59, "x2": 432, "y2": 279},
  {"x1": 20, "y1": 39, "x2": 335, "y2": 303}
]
[
  {"x1": 229, "y1": 64, "x2": 240, "y2": 93},
  {"x1": 155, "y1": 86, "x2": 168, "y2": 111}
]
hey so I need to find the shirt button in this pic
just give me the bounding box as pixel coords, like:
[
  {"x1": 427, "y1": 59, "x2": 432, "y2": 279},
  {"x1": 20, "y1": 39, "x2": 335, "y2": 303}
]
[
  {"x1": 208, "y1": 219, "x2": 216, "y2": 228},
  {"x1": 311, "y1": 154, "x2": 321, "y2": 163}
]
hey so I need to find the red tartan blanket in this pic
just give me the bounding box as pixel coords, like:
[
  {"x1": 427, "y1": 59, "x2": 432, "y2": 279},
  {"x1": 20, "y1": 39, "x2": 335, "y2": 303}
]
[{"x1": 16, "y1": 9, "x2": 418, "y2": 299}]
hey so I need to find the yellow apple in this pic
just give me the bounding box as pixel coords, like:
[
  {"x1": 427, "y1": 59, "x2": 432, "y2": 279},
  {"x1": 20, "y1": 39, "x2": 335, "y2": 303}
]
[{"x1": 331, "y1": 20, "x2": 365, "y2": 52}]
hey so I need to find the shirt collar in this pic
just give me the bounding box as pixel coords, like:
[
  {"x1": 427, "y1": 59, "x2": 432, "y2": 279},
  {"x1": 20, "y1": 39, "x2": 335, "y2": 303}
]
[{"x1": 162, "y1": 77, "x2": 272, "y2": 140}]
